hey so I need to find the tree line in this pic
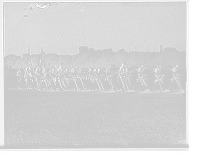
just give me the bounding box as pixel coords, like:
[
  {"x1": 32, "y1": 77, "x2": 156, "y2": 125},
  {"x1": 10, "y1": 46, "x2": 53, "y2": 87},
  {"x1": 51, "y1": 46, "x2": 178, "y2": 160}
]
[{"x1": 4, "y1": 46, "x2": 186, "y2": 69}]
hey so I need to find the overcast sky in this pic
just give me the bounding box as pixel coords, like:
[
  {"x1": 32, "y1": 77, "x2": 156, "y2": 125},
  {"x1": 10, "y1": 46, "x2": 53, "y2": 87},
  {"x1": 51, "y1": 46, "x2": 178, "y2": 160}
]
[{"x1": 4, "y1": 2, "x2": 186, "y2": 56}]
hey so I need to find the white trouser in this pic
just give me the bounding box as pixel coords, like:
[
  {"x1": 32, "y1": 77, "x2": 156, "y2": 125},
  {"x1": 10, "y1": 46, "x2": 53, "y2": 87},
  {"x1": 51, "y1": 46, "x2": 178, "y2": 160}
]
[
  {"x1": 134, "y1": 78, "x2": 148, "y2": 91},
  {"x1": 65, "y1": 77, "x2": 71, "y2": 89},
  {"x1": 90, "y1": 79, "x2": 101, "y2": 91},
  {"x1": 123, "y1": 79, "x2": 129, "y2": 91},
  {"x1": 34, "y1": 78, "x2": 39, "y2": 89},
  {"x1": 47, "y1": 77, "x2": 51, "y2": 87},
  {"x1": 60, "y1": 79, "x2": 67, "y2": 90},
  {"x1": 85, "y1": 77, "x2": 93, "y2": 89},
  {"x1": 79, "y1": 78, "x2": 85, "y2": 90},
  {"x1": 114, "y1": 78, "x2": 126, "y2": 92},
  {"x1": 72, "y1": 78, "x2": 79, "y2": 91},
  {"x1": 17, "y1": 76, "x2": 22, "y2": 88},
  {"x1": 51, "y1": 78, "x2": 57, "y2": 91},
  {"x1": 29, "y1": 78, "x2": 35, "y2": 88},
  {"x1": 97, "y1": 79, "x2": 104, "y2": 90},
  {"x1": 43, "y1": 79, "x2": 49, "y2": 91},
  {"x1": 168, "y1": 78, "x2": 183, "y2": 90},
  {"x1": 56, "y1": 79, "x2": 63, "y2": 91},
  {"x1": 24, "y1": 77, "x2": 29, "y2": 89}
]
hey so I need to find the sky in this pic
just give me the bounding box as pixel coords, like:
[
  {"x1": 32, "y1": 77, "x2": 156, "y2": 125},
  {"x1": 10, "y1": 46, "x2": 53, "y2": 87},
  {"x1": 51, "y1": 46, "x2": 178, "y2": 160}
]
[{"x1": 4, "y1": 2, "x2": 186, "y2": 56}]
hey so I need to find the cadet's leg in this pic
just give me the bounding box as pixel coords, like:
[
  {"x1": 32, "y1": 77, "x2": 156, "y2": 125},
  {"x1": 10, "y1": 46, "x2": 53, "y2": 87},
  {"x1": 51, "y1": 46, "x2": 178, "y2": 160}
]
[
  {"x1": 174, "y1": 78, "x2": 182, "y2": 90},
  {"x1": 120, "y1": 79, "x2": 126, "y2": 92},
  {"x1": 73, "y1": 78, "x2": 79, "y2": 91},
  {"x1": 161, "y1": 79, "x2": 166, "y2": 91},
  {"x1": 123, "y1": 79, "x2": 129, "y2": 91},
  {"x1": 60, "y1": 79, "x2": 67, "y2": 90},
  {"x1": 108, "y1": 78, "x2": 113, "y2": 89},
  {"x1": 158, "y1": 79, "x2": 163, "y2": 92},
  {"x1": 43, "y1": 79, "x2": 49, "y2": 91},
  {"x1": 25, "y1": 77, "x2": 28, "y2": 89},
  {"x1": 98, "y1": 79, "x2": 104, "y2": 91},
  {"x1": 57, "y1": 79, "x2": 63, "y2": 91},
  {"x1": 80, "y1": 78, "x2": 85, "y2": 90}
]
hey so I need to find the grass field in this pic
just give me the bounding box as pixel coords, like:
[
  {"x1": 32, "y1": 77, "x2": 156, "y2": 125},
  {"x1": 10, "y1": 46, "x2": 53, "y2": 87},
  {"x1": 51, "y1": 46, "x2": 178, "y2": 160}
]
[{"x1": 4, "y1": 90, "x2": 188, "y2": 149}]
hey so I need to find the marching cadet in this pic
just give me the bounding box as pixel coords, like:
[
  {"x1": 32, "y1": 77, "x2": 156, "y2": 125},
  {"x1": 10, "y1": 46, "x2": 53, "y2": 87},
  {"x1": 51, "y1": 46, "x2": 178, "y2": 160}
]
[
  {"x1": 167, "y1": 65, "x2": 184, "y2": 92},
  {"x1": 46, "y1": 69, "x2": 52, "y2": 88},
  {"x1": 122, "y1": 67, "x2": 129, "y2": 91},
  {"x1": 39, "y1": 66, "x2": 44, "y2": 89},
  {"x1": 90, "y1": 68, "x2": 101, "y2": 91},
  {"x1": 40, "y1": 68, "x2": 49, "y2": 91},
  {"x1": 125, "y1": 68, "x2": 133, "y2": 91},
  {"x1": 64, "y1": 68, "x2": 71, "y2": 90},
  {"x1": 150, "y1": 66, "x2": 165, "y2": 92},
  {"x1": 103, "y1": 67, "x2": 113, "y2": 90},
  {"x1": 71, "y1": 68, "x2": 79, "y2": 91},
  {"x1": 60, "y1": 69, "x2": 67, "y2": 90},
  {"x1": 134, "y1": 66, "x2": 150, "y2": 92},
  {"x1": 33, "y1": 68, "x2": 39, "y2": 89},
  {"x1": 24, "y1": 68, "x2": 29, "y2": 90},
  {"x1": 56, "y1": 68, "x2": 63, "y2": 91},
  {"x1": 97, "y1": 68, "x2": 104, "y2": 91},
  {"x1": 158, "y1": 65, "x2": 166, "y2": 92},
  {"x1": 78, "y1": 68, "x2": 85, "y2": 91},
  {"x1": 16, "y1": 67, "x2": 22, "y2": 88},
  {"x1": 114, "y1": 67, "x2": 126, "y2": 92},
  {"x1": 51, "y1": 68, "x2": 58, "y2": 91},
  {"x1": 108, "y1": 68, "x2": 113, "y2": 90},
  {"x1": 85, "y1": 67, "x2": 94, "y2": 90}
]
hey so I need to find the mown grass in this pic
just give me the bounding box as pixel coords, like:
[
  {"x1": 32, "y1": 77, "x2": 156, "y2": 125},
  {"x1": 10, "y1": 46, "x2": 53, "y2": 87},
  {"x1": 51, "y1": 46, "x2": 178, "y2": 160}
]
[{"x1": 4, "y1": 90, "x2": 187, "y2": 148}]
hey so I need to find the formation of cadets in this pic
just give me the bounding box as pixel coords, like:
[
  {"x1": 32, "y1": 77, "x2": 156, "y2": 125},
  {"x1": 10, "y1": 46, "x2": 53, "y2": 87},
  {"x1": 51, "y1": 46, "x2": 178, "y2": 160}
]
[{"x1": 16, "y1": 65, "x2": 184, "y2": 92}]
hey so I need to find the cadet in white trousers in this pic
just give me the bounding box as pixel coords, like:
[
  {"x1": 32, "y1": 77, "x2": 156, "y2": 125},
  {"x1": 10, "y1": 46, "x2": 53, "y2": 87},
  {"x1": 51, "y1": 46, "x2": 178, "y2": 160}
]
[
  {"x1": 64, "y1": 69, "x2": 71, "y2": 90},
  {"x1": 114, "y1": 67, "x2": 126, "y2": 92},
  {"x1": 33, "y1": 68, "x2": 39, "y2": 89},
  {"x1": 41, "y1": 69, "x2": 49, "y2": 91},
  {"x1": 56, "y1": 69, "x2": 63, "y2": 91},
  {"x1": 103, "y1": 68, "x2": 113, "y2": 90},
  {"x1": 24, "y1": 68, "x2": 29, "y2": 90},
  {"x1": 122, "y1": 68, "x2": 129, "y2": 91},
  {"x1": 150, "y1": 66, "x2": 166, "y2": 92},
  {"x1": 60, "y1": 69, "x2": 67, "y2": 90},
  {"x1": 78, "y1": 68, "x2": 85, "y2": 91},
  {"x1": 90, "y1": 69, "x2": 101, "y2": 91},
  {"x1": 51, "y1": 69, "x2": 58, "y2": 91},
  {"x1": 134, "y1": 66, "x2": 149, "y2": 92},
  {"x1": 167, "y1": 65, "x2": 184, "y2": 91},
  {"x1": 85, "y1": 68, "x2": 94, "y2": 90},
  {"x1": 71, "y1": 69, "x2": 79, "y2": 91},
  {"x1": 125, "y1": 68, "x2": 133, "y2": 91},
  {"x1": 97, "y1": 68, "x2": 104, "y2": 91}
]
